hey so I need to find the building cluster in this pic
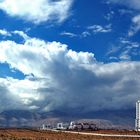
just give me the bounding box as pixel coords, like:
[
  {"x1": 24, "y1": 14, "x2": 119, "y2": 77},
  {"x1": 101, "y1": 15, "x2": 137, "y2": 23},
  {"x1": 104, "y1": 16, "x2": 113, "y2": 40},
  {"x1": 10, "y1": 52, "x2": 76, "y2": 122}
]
[
  {"x1": 71, "y1": 121, "x2": 98, "y2": 130},
  {"x1": 41, "y1": 100, "x2": 140, "y2": 132},
  {"x1": 41, "y1": 121, "x2": 98, "y2": 131}
]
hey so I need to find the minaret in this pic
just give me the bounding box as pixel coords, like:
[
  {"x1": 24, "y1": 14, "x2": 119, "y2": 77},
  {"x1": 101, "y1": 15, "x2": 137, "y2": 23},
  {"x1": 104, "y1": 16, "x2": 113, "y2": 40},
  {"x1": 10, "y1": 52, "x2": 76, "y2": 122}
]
[{"x1": 135, "y1": 100, "x2": 140, "y2": 131}]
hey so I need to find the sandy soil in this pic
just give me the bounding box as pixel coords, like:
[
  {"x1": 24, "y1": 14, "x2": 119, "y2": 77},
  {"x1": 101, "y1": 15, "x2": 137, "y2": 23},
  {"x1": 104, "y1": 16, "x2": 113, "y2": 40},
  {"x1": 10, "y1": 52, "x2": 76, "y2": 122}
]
[{"x1": 0, "y1": 129, "x2": 139, "y2": 140}]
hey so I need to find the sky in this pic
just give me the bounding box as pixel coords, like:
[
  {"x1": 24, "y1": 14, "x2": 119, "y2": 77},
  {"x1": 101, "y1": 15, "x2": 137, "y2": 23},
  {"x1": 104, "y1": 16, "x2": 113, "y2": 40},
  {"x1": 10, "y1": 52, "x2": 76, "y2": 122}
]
[{"x1": 0, "y1": 0, "x2": 140, "y2": 114}]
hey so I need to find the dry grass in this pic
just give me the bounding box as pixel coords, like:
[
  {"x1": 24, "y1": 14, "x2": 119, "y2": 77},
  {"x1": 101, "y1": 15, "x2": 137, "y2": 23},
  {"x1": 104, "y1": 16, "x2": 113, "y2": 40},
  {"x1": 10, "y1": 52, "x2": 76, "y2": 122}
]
[{"x1": 0, "y1": 129, "x2": 139, "y2": 140}]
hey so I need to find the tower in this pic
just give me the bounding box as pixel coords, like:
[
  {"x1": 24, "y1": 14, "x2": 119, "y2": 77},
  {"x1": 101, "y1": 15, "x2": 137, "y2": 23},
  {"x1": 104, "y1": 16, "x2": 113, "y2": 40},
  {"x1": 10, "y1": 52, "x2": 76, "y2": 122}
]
[{"x1": 135, "y1": 100, "x2": 140, "y2": 131}]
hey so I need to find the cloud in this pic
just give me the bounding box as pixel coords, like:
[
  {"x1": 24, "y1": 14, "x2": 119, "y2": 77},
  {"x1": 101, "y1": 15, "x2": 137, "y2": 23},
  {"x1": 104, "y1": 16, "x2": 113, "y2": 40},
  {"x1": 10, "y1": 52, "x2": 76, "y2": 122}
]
[
  {"x1": 108, "y1": 0, "x2": 140, "y2": 10},
  {"x1": 12, "y1": 30, "x2": 30, "y2": 40},
  {"x1": 0, "y1": 78, "x2": 26, "y2": 111},
  {"x1": 0, "y1": 0, "x2": 73, "y2": 24},
  {"x1": 118, "y1": 9, "x2": 133, "y2": 15},
  {"x1": 76, "y1": 24, "x2": 112, "y2": 39},
  {"x1": 107, "y1": 38, "x2": 140, "y2": 61},
  {"x1": 129, "y1": 15, "x2": 140, "y2": 36},
  {"x1": 0, "y1": 29, "x2": 30, "y2": 40},
  {"x1": 81, "y1": 31, "x2": 91, "y2": 38},
  {"x1": 119, "y1": 51, "x2": 131, "y2": 61},
  {"x1": 59, "y1": 24, "x2": 112, "y2": 39},
  {"x1": 60, "y1": 31, "x2": 91, "y2": 38},
  {"x1": 0, "y1": 32, "x2": 140, "y2": 113},
  {"x1": 0, "y1": 77, "x2": 41, "y2": 111},
  {"x1": 87, "y1": 24, "x2": 112, "y2": 34},
  {"x1": 60, "y1": 31, "x2": 77, "y2": 38},
  {"x1": 0, "y1": 29, "x2": 11, "y2": 37},
  {"x1": 108, "y1": 0, "x2": 140, "y2": 36},
  {"x1": 104, "y1": 11, "x2": 114, "y2": 21}
]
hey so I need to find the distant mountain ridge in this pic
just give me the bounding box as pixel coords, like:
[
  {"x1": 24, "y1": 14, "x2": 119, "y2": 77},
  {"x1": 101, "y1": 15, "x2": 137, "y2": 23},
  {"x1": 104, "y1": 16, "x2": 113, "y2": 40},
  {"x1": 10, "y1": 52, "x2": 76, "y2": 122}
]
[{"x1": 0, "y1": 109, "x2": 135, "y2": 129}]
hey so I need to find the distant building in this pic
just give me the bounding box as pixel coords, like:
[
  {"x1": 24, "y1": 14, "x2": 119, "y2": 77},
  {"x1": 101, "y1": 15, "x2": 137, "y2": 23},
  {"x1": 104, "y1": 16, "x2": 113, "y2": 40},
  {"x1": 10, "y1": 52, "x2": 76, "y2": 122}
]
[
  {"x1": 57, "y1": 123, "x2": 69, "y2": 130},
  {"x1": 69, "y1": 121, "x2": 97, "y2": 130},
  {"x1": 82, "y1": 123, "x2": 90, "y2": 129},
  {"x1": 41, "y1": 124, "x2": 52, "y2": 130},
  {"x1": 69, "y1": 122, "x2": 82, "y2": 130},
  {"x1": 42, "y1": 124, "x2": 45, "y2": 130},
  {"x1": 135, "y1": 100, "x2": 140, "y2": 131}
]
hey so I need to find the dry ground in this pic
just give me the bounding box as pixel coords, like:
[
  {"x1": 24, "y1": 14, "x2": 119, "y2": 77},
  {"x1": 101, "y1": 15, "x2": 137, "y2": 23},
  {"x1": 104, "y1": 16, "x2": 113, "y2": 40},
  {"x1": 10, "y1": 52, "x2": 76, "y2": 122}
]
[{"x1": 0, "y1": 129, "x2": 139, "y2": 140}]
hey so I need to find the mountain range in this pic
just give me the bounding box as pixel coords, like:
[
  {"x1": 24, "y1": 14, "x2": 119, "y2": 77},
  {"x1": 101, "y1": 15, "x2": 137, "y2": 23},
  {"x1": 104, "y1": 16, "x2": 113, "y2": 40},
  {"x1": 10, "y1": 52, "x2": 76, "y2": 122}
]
[{"x1": 0, "y1": 109, "x2": 135, "y2": 130}]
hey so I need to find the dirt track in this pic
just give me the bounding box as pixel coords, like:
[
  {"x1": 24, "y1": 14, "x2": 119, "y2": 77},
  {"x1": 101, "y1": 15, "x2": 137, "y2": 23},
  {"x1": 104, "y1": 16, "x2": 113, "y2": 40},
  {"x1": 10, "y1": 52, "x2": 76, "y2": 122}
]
[{"x1": 0, "y1": 129, "x2": 140, "y2": 140}]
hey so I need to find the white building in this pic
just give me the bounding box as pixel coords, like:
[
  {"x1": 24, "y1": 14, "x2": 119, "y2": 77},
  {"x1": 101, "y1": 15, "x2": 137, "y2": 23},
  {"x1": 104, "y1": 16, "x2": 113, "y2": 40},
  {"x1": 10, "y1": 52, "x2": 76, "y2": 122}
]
[
  {"x1": 135, "y1": 100, "x2": 140, "y2": 131},
  {"x1": 69, "y1": 122, "x2": 82, "y2": 130},
  {"x1": 42, "y1": 124, "x2": 46, "y2": 130},
  {"x1": 57, "y1": 123, "x2": 69, "y2": 130},
  {"x1": 41, "y1": 124, "x2": 52, "y2": 130}
]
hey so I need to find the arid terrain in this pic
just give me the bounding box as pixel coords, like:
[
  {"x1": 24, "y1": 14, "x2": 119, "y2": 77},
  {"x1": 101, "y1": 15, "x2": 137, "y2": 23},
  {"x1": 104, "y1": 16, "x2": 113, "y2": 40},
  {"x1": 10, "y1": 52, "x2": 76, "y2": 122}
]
[{"x1": 0, "y1": 129, "x2": 140, "y2": 140}]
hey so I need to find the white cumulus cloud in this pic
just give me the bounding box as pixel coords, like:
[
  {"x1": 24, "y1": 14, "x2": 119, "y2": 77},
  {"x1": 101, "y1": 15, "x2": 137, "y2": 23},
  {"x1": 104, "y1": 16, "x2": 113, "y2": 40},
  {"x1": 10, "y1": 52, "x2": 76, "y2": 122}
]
[
  {"x1": 0, "y1": 0, "x2": 73, "y2": 24},
  {"x1": 0, "y1": 31, "x2": 140, "y2": 113}
]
